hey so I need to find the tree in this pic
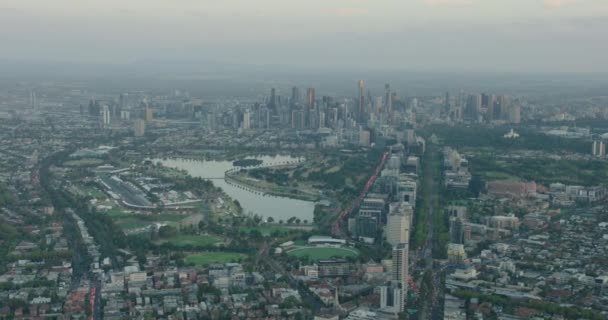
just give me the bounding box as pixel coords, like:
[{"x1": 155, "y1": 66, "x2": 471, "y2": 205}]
[{"x1": 158, "y1": 226, "x2": 177, "y2": 239}]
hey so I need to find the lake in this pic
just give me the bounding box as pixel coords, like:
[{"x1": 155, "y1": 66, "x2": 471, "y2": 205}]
[{"x1": 156, "y1": 155, "x2": 315, "y2": 222}]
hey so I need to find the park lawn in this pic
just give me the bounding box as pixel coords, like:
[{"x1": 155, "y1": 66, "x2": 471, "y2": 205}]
[
  {"x1": 286, "y1": 247, "x2": 359, "y2": 260},
  {"x1": 185, "y1": 252, "x2": 244, "y2": 266},
  {"x1": 83, "y1": 185, "x2": 107, "y2": 200},
  {"x1": 116, "y1": 218, "x2": 152, "y2": 230},
  {"x1": 165, "y1": 235, "x2": 222, "y2": 247},
  {"x1": 106, "y1": 207, "x2": 131, "y2": 218}
]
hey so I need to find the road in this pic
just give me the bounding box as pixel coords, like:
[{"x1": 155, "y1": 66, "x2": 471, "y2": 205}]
[
  {"x1": 410, "y1": 144, "x2": 446, "y2": 320},
  {"x1": 261, "y1": 251, "x2": 323, "y2": 313}
]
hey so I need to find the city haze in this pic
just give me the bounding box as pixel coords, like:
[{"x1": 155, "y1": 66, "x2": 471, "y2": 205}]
[{"x1": 1, "y1": 0, "x2": 608, "y2": 72}]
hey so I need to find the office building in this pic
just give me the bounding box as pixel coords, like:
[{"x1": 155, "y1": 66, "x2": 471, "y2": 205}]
[
  {"x1": 392, "y1": 244, "x2": 409, "y2": 303},
  {"x1": 358, "y1": 80, "x2": 365, "y2": 123},
  {"x1": 466, "y1": 94, "x2": 481, "y2": 120},
  {"x1": 379, "y1": 282, "x2": 403, "y2": 314},
  {"x1": 29, "y1": 91, "x2": 37, "y2": 110},
  {"x1": 307, "y1": 88, "x2": 316, "y2": 109},
  {"x1": 317, "y1": 259, "x2": 350, "y2": 277},
  {"x1": 100, "y1": 105, "x2": 111, "y2": 128},
  {"x1": 355, "y1": 215, "x2": 378, "y2": 240},
  {"x1": 269, "y1": 88, "x2": 277, "y2": 109},
  {"x1": 592, "y1": 140, "x2": 606, "y2": 157},
  {"x1": 449, "y1": 217, "x2": 465, "y2": 244},
  {"x1": 133, "y1": 119, "x2": 146, "y2": 137},
  {"x1": 359, "y1": 129, "x2": 371, "y2": 147},
  {"x1": 145, "y1": 106, "x2": 153, "y2": 122},
  {"x1": 242, "y1": 110, "x2": 251, "y2": 130},
  {"x1": 509, "y1": 102, "x2": 521, "y2": 124},
  {"x1": 386, "y1": 203, "x2": 412, "y2": 246},
  {"x1": 385, "y1": 83, "x2": 392, "y2": 120},
  {"x1": 291, "y1": 86, "x2": 300, "y2": 107}
]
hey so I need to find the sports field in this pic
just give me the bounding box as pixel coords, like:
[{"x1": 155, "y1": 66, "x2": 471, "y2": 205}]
[
  {"x1": 286, "y1": 246, "x2": 359, "y2": 260},
  {"x1": 185, "y1": 252, "x2": 244, "y2": 266}
]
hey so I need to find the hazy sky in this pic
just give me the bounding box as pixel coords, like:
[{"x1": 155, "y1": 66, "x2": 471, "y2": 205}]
[{"x1": 1, "y1": 0, "x2": 607, "y2": 72}]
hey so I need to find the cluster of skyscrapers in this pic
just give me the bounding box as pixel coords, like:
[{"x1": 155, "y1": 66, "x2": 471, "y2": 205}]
[
  {"x1": 218, "y1": 81, "x2": 400, "y2": 134},
  {"x1": 445, "y1": 92, "x2": 521, "y2": 124},
  {"x1": 82, "y1": 96, "x2": 148, "y2": 136}
]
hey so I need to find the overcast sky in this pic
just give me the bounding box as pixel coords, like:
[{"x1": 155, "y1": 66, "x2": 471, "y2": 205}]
[{"x1": 1, "y1": 0, "x2": 607, "y2": 72}]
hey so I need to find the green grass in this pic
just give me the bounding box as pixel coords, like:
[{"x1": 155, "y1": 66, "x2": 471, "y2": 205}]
[
  {"x1": 82, "y1": 185, "x2": 107, "y2": 200},
  {"x1": 286, "y1": 247, "x2": 359, "y2": 260},
  {"x1": 165, "y1": 235, "x2": 221, "y2": 247},
  {"x1": 106, "y1": 207, "x2": 130, "y2": 218},
  {"x1": 185, "y1": 252, "x2": 244, "y2": 266},
  {"x1": 116, "y1": 218, "x2": 152, "y2": 230}
]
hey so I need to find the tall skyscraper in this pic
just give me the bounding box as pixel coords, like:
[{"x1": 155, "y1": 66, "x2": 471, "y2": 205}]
[
  {"x1": 386, "y1": 207, "x2": 411, "y2": 246},
  {"x1": 449, "y1": 217, "x2": 465, "y2": 244},
  {"x1": 444, "y1": 92, "x2": 451, "y2": 117},
  {"x1": 466, "y1": 94, "x2": 482, "y2": 120},
  {"x1": 133, "y1": 119, "x2": 146, "y2": 137},
  {"x1": 358, "y1": 80, "x2": 364, "y2": 123},
  {"x1": 509, "y1": 101, "x2": 521, "y2": 124},
  {"x1": 145, "y1": 106, "x2": 153, "y2": 122},
  {"x1": 384, "y1": 84, "x2": 391, "y2": 110},
  {"x1": 380, "y1": 282, "x2": 403, "y2": 314},
  {"x1": 392, "y1": 244, "x2": 409, "y2": 308},
  {"x1": 29, "y1": 91, "x2": 37, "y2": 110},
  {"x1": 483, "y1": 93, "x2": 495, "y2": 121},
  {"x1": 269, "y1": 88, "x2": 277, "y2": 109},
  {"x1": 306, "y1": 88, "x2": 315, "y2": 109},
  {"x1": 592, "y1": 140, "x2": 606, "y2": 157},
  {"x1": 119, "y1": 93, "x2": 127, "y2": 109},
  {"x1": 491, "y1": 95, "x2": 509, "y2": 120},
  {"x1": 242, "y1": 110, "x2": 251, "y2": 130},
  {"x1": 100, "y1": 105, "x2": 111, "y2": 128},
  {"x1": 291, "y1": 87, "x2": 300, "y2": 107}
]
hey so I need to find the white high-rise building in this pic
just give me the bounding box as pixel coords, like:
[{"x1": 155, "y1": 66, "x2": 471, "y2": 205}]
[
  {"x1": 386, "y1": 203, "x2": 412, "y2": 246},
  {"x1": 133, "y1": 119, "x2": 146, "y2": 137},
  {"x1": 387, "y1": 155, "x2": 401, "y2": 170},
  {"x1": 592, "y1": 140, "x2": 605, "y2": 157},
  {"x1": 100, "y1": 105, "x2": 111, "y2": 128},
  {"x1": 392, "y1": 244, "x2": 409, "y2": 305},
  {"x1": 242, "y1": 110, "x2": 251, "y2": 130},
  {"x1": 379, "y1": 283, "x2": 403, "y2": 314},
  {"x1": 30, "y1": 91, "x2": 37, "y2": 110}
]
